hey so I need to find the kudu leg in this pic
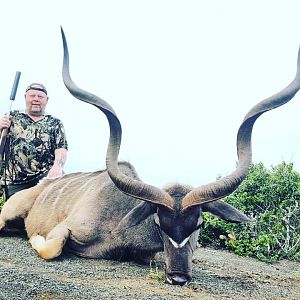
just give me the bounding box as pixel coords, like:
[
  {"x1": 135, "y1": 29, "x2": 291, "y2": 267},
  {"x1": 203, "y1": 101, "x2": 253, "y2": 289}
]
[
  {"x1": 30, "y1": 224, "x2": 70, "y2": 260},
  {"x1": 0, "y1": 187, "x2": 39, "y2": 230}
]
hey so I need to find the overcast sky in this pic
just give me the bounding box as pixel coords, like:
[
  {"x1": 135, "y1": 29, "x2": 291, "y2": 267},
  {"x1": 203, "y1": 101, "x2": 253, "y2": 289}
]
[{"x1": 1, "y1": 1, "x2": 300, "y2": 188}]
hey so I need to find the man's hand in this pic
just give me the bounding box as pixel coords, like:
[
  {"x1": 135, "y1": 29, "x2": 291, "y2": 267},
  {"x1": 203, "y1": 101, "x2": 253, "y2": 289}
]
[
  {"x1": 46, "y1": 148, "x2": 68, "y2": 179},
  {"x1": 0, "y1": 115, "x2": 12, "y2": 132},
  {"x1": 47, "y1": 164, "x2": 64, "y2": 179}
]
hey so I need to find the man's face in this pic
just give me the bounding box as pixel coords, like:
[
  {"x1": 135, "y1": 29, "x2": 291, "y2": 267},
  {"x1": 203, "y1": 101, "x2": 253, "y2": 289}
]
[{"x1": 25, "y1": 87, "x2": 48, "y2": 116}]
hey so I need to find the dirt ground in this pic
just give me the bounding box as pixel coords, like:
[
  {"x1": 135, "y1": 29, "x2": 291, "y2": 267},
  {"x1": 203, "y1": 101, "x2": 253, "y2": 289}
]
[{"x1": 0, "y1": 232, "x2": 299, "y2": 300}]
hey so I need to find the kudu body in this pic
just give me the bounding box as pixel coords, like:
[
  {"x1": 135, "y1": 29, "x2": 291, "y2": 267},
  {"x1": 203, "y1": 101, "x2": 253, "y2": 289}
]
[{"x1": 1, "y1": 29, "x2": 300, "y2": 285}]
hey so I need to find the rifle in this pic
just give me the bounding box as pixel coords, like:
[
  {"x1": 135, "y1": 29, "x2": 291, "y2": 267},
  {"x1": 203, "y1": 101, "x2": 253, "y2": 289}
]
[{"x1": 0, "y1": 71, "x2": 21, "y2": 167}]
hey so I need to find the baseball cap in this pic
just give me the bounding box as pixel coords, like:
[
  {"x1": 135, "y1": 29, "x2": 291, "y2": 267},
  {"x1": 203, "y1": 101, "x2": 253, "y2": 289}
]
[{"x1": 25, "y1": 83, "x2": 47, "y2": 95}]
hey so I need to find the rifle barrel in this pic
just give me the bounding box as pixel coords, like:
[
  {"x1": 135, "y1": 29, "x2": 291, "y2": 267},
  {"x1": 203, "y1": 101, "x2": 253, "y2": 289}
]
[
  {"x1": 10, "y1": 71, "x2": 21, "y2": 101},
  {"x1": 0, "y1": 71, "x2": 22, "y2": 167}
]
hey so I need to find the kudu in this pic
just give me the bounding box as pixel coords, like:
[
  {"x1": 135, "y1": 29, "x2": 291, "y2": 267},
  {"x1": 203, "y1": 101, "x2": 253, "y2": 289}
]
[{"x1": 1, "y1": 29, "x2": 300, "y2": 286}]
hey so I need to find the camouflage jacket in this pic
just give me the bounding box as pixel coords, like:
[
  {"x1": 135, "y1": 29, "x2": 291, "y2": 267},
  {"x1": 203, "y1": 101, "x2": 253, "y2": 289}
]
[{"x1": 1, "y1": 110, "x2": 68, "y2": 184}]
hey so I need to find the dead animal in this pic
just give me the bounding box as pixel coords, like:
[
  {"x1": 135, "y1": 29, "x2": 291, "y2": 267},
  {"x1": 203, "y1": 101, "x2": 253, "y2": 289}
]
[{"x1": 1, "y1": 28, "x2": 300, "y2": 285}]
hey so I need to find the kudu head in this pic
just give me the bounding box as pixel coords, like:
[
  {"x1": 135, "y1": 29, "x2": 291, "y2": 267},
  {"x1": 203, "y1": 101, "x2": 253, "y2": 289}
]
[{"x1": 60, "y1": 27, "x2": 300, "y2": 285}]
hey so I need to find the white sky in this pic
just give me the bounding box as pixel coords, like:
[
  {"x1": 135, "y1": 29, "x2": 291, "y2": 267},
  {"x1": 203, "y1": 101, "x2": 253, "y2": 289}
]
[{"x1": 1, "y1": 1, "x2": 300, "y2": 188}]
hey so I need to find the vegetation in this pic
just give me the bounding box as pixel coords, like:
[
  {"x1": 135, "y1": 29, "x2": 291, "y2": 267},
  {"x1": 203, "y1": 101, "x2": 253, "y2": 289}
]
[
  {"x1": 149, "y1": 260, "x2": 165, "y2": 282},
  {"x1": 199, "y1": 162, "x2": 300, "y2": 262},
  {"x1": 0, "y1": 194, "x2": 4, "y2": 210}
]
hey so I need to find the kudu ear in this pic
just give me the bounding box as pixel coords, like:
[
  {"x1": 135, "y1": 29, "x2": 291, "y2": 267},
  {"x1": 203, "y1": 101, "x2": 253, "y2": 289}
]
[
  {"x1": 201, "y1": 200, "x2": 252, "y2": 223},
  {"x1": 113, "y1": 202, "x2": 157, "y2": 232}
]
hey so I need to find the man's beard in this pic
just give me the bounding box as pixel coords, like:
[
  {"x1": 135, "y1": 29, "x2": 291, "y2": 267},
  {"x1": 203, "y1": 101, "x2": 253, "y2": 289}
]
[{"x1": 29, "y1": 107, "x2": 44, "y2": 116}]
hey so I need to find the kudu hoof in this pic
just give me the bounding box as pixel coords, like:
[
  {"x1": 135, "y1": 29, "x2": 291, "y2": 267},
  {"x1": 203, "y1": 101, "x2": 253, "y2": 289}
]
[{"x1": 30, "y1": 235, "x2": 63, "y2": 260}]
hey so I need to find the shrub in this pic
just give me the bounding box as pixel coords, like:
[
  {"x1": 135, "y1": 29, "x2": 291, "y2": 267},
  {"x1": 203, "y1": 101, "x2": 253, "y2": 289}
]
[
  {"x1": 199, "y1": 162, "x2": 300, "y2": 262},
  {"x1": 0, "y1": 196, "x2": 3, "y2": 209}
]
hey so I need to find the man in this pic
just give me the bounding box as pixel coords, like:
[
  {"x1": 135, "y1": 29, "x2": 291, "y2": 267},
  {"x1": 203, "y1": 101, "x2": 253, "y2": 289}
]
[{"x1": 0, "y1": 83, "x2": 68, "y2": 199}]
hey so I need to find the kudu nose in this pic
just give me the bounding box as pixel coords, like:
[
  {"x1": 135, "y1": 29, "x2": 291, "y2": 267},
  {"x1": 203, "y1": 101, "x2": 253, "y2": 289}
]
[{"x1": 166, "y1": 274, "x2": 191, "y2": 286}]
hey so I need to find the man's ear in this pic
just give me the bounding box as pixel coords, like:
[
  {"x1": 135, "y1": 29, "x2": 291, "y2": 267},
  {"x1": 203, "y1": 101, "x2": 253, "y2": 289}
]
[
  {"x1": 202, "y1": 200, "x2": 252, "y2": 223},
  {"x1": 113, "y1": 202, "x2": 156, "y2": 233}
]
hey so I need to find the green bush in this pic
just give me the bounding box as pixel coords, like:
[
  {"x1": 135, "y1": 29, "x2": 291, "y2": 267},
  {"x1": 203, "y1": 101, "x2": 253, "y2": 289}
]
[
  {"x1": 0, "y1": 185, "x2": 4, "y2": 209},
  {"x1": 0, "y1": 196, "x2": 3, "y2": 210},
  {"x1": 199, "y1": 162, "x2": 300, "y2": 262}
]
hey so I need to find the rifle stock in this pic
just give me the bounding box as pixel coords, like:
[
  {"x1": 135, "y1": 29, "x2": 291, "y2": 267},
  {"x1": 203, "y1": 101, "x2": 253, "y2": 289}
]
[{"x1": 0, "y1": 128, "x2": 9, "y2": 168}]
